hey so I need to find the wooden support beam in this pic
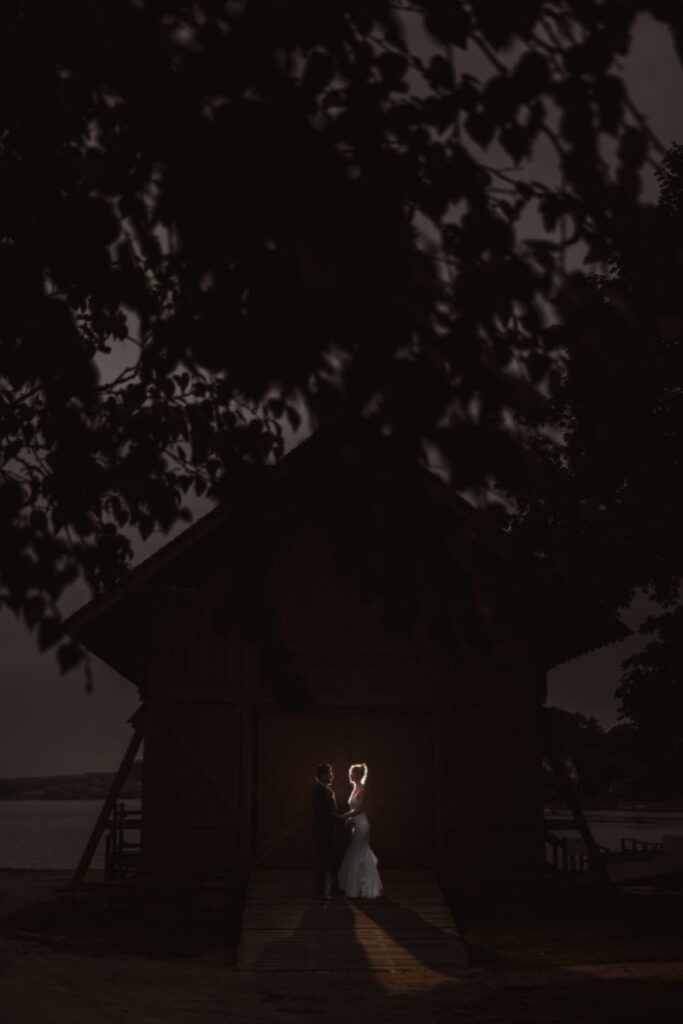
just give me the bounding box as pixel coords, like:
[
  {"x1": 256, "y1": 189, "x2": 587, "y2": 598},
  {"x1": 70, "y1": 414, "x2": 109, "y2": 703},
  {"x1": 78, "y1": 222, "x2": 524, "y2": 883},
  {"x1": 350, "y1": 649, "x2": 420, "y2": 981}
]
[
  {"x1": 70, "y1": 706, "x2": 145, "y2": 890},
  {"x1": 546, "y1": 752, "x2": 610, "y2": 884}
]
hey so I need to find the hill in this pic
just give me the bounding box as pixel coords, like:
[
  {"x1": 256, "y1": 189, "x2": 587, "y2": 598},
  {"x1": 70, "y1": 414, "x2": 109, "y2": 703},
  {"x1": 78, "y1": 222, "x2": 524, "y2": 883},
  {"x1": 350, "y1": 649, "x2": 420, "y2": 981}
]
[{"x1": 0, "y1": 763, "x2": 142, "y2": 800}]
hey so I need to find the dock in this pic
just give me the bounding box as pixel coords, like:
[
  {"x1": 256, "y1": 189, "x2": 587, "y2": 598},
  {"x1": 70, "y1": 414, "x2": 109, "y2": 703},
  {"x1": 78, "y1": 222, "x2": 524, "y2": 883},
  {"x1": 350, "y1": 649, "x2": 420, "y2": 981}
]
[{"x1": 237, "y1": 870, "x2": 468, "y2": 972}]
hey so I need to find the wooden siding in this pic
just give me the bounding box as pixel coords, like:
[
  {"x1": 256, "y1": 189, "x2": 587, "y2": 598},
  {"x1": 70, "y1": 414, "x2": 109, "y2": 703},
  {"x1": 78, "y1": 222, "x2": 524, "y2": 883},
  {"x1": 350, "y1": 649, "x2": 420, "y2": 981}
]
[
  {"x1": 139, "y1": 519, "x2": 545, "y2": 882},
  {"x1": 255, "y1": 707, "x2": 434, "y2": 869},
  {"x1": 439, "y1": 701, "x2": 545, "y2": 877},
  {"x1": 141, "y1": 695, "x2": 251, "y2": 877}
]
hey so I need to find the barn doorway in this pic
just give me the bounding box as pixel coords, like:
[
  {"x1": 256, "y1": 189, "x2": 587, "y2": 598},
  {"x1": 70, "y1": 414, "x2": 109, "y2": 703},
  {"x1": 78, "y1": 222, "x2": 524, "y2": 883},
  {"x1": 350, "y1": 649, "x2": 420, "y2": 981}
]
[{"x1": 255, "y1": 707, "x2": 433, "y2": 869}]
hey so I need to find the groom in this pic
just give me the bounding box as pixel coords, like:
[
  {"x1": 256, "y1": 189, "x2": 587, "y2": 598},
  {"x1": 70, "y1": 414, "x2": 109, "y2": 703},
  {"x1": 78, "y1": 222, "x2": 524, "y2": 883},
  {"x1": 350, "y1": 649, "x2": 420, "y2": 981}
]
[{"x1": 312, "y1": 763, "x2": 344, "y2": 899}]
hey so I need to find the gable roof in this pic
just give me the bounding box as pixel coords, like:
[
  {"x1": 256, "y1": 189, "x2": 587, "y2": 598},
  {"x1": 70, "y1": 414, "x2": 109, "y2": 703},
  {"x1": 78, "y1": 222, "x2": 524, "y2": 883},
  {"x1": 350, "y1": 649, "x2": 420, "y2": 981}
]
[{"x1": 64, "y1": 429, "x2": 629, "y2": 685}]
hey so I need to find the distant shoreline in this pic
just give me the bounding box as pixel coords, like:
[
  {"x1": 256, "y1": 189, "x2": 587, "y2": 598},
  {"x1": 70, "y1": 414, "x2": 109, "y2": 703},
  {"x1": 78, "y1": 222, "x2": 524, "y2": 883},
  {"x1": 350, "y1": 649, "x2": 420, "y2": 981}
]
[
  {"x1": 0, "y1": 769, "x2": 142, "y2": 802},
  {"x1": 547, "y1": 801, "x2": 683, "y2": 815},
  {"x1": 0, "y1": 793, "x2": 141, "y2": 801}
]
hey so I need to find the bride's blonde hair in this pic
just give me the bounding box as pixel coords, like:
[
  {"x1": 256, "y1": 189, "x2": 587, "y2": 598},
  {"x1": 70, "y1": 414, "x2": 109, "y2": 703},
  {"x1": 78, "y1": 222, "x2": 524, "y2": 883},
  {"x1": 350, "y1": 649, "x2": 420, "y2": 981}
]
[{"x1": 350, "y1": 762, "x2": 368, "y2": 784}]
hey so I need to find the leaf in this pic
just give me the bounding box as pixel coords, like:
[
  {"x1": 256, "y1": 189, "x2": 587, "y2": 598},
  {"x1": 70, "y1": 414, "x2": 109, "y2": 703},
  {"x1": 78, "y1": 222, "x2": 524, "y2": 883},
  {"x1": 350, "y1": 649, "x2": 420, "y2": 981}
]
[
  {"x1": 0, "y1": 479, "x2": 25, "y2": 516},
  {"x1": 618, "y1": 126, "x2": 648, "y2": 167},
  {"x1": 1, "y1": 440, "x2": 23, "y2": 465},
  {"x1": 539, "y1": 194, "x2": 566, "y2": 232},
  {"x1": 285, "y1": 404, "x2": 301, "y2": 431},
  {"x1": 23, "y1": 594, "x2": 45, "y2": 629},
  {"x1": 465, "y1": 112, "x2": 495, "y2": 149},
  {"x1": 512, "y1": 52, "x2": 549, "y2": 100},
  {"x1": 267, "y1": 397, "x2": 284, "y2": 417},
  {"x1": 57, "y1": 641, "x2": 82, "y2": 673},
  {"x1": 378, "y1": 51, "x2": 408, "y2": 88},
  {"x1": 425, "y1": 55, "x2": 454, "y2": 92},
  {"x1": 456, "y1": 76, "x2": 480, "y2": 113},
  {"x1": 38, "y1": 615, "x2": 63, "y2": 652},
  {"x1": 30, "y1": 508, "x2": 48, "y2": 533},
  {"x1": 499, "y1": 124, "x2": 532, "y2": 164},
  {"x1": 302, "y1": 50, "x2": 336, "y2": 97},
  {"x1": 483, "y1": 75, "x2": 518, "y2": 123},
  {"x1": 595, "y1": 75, "x2": 625, "y2": 135},
  {"x1": 424, "y1": 3, "x2": 471, "y2": 48}
]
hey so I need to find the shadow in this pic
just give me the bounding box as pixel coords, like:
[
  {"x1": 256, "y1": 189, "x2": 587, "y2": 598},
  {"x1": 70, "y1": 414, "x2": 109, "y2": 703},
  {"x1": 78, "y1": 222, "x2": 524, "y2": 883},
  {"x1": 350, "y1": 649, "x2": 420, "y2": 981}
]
[
  {"x1": 241, "y1": 884, "x2": 683, "y2": 1021},
  {"x1": 396, "y1": 973, "x2": 683, "y2": 1023},
  {"x1": 5, "y1": 875, "x2": 683, "y2": 1021},
  {"x1": 354, "y1": 893, "x2": 466, "y2": 978},
  {"x1": 248, "y1": 894, "x2": 383, "y2": 979},
  {"x1": 442, "y1": 879, "x2": 683, "y2": 970},
  {"x1": 1, "y1": 877, "x2": 246, "y2": 961}
]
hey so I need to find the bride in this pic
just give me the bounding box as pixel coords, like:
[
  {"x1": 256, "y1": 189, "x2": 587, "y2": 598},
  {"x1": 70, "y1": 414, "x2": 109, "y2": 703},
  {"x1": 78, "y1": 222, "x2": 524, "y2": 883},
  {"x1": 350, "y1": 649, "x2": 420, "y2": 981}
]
[{"x1": 337, "y1": 763, "x2": 382, "y2": 899}]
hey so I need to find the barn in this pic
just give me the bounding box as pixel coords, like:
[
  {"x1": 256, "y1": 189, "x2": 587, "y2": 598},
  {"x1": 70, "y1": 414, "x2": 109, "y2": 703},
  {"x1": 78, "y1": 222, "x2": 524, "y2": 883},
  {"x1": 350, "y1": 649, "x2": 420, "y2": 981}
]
[{"x1": 65, "y1": 429, "x2": 624, "y2": 888}]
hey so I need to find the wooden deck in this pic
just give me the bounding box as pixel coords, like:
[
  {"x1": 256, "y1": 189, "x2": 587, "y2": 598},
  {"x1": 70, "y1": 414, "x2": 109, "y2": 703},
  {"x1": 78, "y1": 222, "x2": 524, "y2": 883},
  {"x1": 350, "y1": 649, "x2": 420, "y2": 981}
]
[{"x1": 237, "y1": 870, "x2": 468, "y2": 972}]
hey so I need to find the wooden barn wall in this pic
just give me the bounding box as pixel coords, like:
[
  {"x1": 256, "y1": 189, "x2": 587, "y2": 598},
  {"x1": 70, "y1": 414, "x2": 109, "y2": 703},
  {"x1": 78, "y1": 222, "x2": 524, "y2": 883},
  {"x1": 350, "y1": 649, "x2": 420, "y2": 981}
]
[
  {"x1": 435, "y1": 699, "x2": 545, "y2": 878},
  {"x1": 435, "y1": 644, "x2": 546, "y2": 878},
  {"x1": 141, "y1": 522, "x2": 546, "y2": 880},
  {"x1": 141, "y1": 587, "x2": 255, "y2": 879},
  {"x1": 255, "y1": 706, "x2": 435, "y2": 869},
  {"x1": 275, "y1": 523, "x2": 424, "y2": 699}
]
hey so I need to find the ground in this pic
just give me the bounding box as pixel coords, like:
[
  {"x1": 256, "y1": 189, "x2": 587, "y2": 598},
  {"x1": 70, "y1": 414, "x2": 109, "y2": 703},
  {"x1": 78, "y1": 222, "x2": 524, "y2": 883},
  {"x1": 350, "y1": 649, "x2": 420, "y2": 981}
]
[{"x1": 2, "y1": 872, "x2": 683, "y2": 1023}]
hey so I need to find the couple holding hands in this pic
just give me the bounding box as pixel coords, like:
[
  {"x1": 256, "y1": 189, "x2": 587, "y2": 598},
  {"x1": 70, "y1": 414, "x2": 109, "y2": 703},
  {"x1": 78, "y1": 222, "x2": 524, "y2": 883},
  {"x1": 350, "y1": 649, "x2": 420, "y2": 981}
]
[{"x1": 312, "y1": 761, "x2": 382, "y2": 900}]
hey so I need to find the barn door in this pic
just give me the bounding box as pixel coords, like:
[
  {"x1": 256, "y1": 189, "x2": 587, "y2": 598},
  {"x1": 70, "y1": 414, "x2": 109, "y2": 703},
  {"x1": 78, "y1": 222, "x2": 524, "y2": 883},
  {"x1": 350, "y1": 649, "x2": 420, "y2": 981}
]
[
  {"x1": 441, "y1": 703, "x2": 544, "y2": 878},
  {"x1": 142, "y1": 699, "x2": 244, "y2": 877},
  {"x1": 256, "y1": 708, "x2": 348, "y2": 867},
  {"x1": 255, "y1": 707, "x2": 433, "y2": 869},
  {"x1": 348, "y1": 708, "x2": 433, "y2": 867}
]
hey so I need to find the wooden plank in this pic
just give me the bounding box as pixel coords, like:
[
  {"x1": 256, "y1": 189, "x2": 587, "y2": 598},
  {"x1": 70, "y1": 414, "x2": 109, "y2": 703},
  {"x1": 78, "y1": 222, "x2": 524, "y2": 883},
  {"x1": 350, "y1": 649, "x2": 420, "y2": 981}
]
[
  {"x1": 243, "y1": 893, "x2": 447, "y2": 906},
  {"x1": 545, "y1": 753, "x2": 609, "y2": 884},
  {"x1": 70, "y1": 710, "x2": 144, "y2": 889},
  {"x1": 239, "y1": 934, "x2": 464, "y2": 969},
  {"x1": 249, "y1": 869, "x2": 439, "y2": 883},
  {"x1": 237, "y1": 870, "x2": 467, "y2": 972},
  {"x1": 241, "y1": 909, "x2": 455, "y2": 929}
]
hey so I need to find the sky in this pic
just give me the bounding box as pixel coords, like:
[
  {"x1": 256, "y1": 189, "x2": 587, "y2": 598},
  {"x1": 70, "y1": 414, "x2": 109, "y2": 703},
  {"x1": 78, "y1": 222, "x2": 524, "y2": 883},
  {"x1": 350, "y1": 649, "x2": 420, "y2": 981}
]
[{"x1": 1, "y1": 15, "x2": 682, "y2": 778}]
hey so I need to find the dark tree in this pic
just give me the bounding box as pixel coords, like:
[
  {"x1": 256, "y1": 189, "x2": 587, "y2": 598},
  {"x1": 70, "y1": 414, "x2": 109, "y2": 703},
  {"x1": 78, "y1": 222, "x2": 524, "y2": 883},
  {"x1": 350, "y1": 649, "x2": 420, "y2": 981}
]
[
  {"x1": 513, "y1": 141, "x2": 683, "y2": 748},
  {"x1": 0, "y1": 2, "x2": 682, "y2": 675},
  {"x1": 544, "y1": 707, "x2": 653, "y2": 799},
  {"x1": 617, "y1": 607, "x2": 683, "y2": 756}
]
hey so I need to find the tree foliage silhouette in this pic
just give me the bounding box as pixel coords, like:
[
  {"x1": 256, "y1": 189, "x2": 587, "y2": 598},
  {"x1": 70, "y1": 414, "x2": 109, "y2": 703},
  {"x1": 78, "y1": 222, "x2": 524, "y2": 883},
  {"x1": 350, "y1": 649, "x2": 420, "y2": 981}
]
[
  {"x1": 512, "y1": 141, "x2": 683, "y2": 746},
  {"x1": 0, "y1": 2, "x2": 681, "y2": 677}
]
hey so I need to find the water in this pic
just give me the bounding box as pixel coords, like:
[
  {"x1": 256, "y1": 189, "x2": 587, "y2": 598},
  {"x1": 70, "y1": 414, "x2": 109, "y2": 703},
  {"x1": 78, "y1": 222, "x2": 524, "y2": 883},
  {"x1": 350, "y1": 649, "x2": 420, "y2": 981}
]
[
  {"x1": 0, "y1": 800, "x2": 141, "y2": 870},
  {"x1": 1, "y1": 800, "x2": 682, "y2": 870},
  {"x1": 549, "y1": 808, "x2": 683, "y2": 855}
]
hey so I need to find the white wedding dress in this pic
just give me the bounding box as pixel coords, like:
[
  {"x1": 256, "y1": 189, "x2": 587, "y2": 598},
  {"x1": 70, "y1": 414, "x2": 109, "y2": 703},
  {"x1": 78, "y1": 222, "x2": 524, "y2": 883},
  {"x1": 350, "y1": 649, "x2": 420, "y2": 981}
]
[{"x1": 337, "y1": 787, "x2": 382, "y2": 899}]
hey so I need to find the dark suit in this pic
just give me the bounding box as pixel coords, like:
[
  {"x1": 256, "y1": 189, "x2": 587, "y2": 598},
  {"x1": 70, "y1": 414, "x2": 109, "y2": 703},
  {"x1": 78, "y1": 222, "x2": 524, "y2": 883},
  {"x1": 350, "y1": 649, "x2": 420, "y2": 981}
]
[{"x1": 312, "y1": 780, "x2": 338, "y2": 895}]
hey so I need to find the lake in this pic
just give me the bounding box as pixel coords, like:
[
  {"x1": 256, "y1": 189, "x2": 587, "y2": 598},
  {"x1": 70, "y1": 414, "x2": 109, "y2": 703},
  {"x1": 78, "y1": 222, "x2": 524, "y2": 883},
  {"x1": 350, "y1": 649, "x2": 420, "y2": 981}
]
[
  {"x1": 0, "y1": 800, "x2": 141, "y2": 870},
  {"x1": 549, "y1": 808, "x2": 683, "y2": 855},
  {"x1": 1, "y1": 801, "x2": 682, "y2": 869}
]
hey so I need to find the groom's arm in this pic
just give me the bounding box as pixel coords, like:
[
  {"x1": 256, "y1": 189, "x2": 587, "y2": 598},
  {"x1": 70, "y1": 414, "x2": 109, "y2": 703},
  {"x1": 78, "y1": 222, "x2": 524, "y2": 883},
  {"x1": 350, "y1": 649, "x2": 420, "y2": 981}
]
[
  {"x1": 312, "y1": 785, "x2": 327, "y2": 829},
  {"x1": 313, "y1": 785, "x2": 338, "y2": 827},
  {"x1": 327, "y1": 788, "x2": 345, "y2": 824}
]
